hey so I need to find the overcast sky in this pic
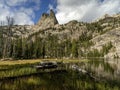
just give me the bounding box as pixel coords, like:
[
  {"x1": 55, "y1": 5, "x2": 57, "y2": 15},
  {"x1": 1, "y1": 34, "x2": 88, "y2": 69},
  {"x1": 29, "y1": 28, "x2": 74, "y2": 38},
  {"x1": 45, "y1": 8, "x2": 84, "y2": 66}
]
[{"x1": 0, "y1": 0, "x2": 119, "y2": 25}]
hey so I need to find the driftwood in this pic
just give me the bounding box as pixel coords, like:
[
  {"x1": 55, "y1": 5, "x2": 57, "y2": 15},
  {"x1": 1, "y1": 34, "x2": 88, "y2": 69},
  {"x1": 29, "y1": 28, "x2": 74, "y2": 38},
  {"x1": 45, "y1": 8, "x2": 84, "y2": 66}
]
[
  {"x1": 71, "y1": 65, "x2": 99, "y2": 81},
  {"x1": 34, "y1": 62, "x2": 58, "y2": 70}
]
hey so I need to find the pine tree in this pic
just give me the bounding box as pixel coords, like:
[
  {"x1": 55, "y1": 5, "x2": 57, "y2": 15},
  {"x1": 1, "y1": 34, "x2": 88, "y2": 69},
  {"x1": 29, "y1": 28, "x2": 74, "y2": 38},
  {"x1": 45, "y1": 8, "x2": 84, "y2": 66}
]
[{"x1": 71, "y1": 40, "x2": 78, "y2": 58}]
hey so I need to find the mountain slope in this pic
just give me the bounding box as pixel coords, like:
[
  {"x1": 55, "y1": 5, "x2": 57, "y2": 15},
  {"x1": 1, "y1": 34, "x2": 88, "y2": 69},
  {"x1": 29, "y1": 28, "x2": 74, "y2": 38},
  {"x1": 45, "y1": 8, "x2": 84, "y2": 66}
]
[{"x1": 0, "y1": 10, "x2": 120, "y2": 59}]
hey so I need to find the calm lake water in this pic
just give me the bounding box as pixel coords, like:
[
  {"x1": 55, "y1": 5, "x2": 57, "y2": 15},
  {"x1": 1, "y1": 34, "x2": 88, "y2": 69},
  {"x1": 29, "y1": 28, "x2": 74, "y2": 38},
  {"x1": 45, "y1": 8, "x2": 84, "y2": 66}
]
[{"x1": 0, "y1": 59, "x2": 120, "y2": 90}]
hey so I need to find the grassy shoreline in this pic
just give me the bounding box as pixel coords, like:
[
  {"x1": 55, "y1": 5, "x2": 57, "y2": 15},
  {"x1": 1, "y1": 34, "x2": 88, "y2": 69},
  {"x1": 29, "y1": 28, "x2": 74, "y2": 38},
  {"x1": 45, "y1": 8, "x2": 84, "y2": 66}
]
[
  {"x1": 0, "y1": 59, "x2": 88, "y2": 66},
  {"x1": 0, "y1": 59, "x2": 87, "y2": 79}
]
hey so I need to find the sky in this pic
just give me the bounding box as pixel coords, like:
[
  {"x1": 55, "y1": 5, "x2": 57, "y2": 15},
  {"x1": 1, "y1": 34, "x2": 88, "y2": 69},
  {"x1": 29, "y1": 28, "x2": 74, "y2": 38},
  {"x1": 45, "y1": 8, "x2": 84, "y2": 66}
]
[{"x1": 0, "y1": 0, "x2": 119, "y2": 25}]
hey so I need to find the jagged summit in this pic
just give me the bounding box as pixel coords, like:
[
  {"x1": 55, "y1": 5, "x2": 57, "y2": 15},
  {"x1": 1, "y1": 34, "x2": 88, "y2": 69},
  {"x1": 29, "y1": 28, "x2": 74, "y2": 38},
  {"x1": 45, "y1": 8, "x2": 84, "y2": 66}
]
[{"x1": 37, "y1": 9, "x2": 58, "y2": 28}]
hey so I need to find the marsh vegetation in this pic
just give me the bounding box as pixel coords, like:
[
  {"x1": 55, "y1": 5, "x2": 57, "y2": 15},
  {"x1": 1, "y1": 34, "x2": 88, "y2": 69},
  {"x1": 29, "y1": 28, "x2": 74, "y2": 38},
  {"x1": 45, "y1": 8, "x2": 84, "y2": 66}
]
[{"x1": 0, "y1": 59, "x2": 120, "y2": 90}]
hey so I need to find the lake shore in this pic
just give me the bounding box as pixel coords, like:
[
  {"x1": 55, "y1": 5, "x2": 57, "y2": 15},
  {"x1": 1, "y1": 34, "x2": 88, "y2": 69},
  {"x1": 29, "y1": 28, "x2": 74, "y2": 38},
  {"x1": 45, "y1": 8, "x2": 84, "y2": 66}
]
[{"x1": 0, "y1": 59, "x2": 88, "y2": 66}]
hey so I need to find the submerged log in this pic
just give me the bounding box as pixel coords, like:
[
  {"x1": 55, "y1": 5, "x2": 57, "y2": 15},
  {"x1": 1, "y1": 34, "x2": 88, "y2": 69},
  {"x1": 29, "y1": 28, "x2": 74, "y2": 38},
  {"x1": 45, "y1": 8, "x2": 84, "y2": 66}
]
[{"x1": 71, "y1": 64, "x2": 99, "y2": 81}]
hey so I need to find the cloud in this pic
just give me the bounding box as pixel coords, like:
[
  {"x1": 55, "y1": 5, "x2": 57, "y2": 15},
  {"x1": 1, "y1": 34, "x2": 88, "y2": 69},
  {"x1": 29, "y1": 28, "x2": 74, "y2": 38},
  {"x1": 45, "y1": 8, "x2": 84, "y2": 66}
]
[
  {"x1": 49, "y1": 4, "x2": 54, "y2": 10},
  {"x1": 0, "y1": 0, "x2": 41, "y2": 25},
  {"x1": 56, "y1": 0, "x2": 120, "y2": 24},
  {"x1": 14, "y1": 12, "x2": 34, "y2": 25},
  {"x1": 5, "y1": 0, "x2": 27, "y2": 6},
  {"x1": 32, "y1": 0, "x2": 41, "y2": 11}
]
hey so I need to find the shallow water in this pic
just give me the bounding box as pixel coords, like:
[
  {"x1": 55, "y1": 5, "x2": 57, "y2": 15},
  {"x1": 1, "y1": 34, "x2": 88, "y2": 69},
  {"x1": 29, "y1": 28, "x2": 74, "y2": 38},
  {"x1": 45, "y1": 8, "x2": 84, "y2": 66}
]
[
  {"x1": 0, "y1": 59, "x2": 120, "y2": 90},
  {"x1": 83, "y1": 59, "x2": 120, "y2": 81}
]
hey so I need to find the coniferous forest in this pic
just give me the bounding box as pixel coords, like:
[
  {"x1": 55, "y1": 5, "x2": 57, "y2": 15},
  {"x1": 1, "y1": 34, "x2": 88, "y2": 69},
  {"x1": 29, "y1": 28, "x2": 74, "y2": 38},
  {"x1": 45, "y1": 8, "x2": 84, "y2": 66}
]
[{"x1": 0, "y1": 16, "x2": 115, "y2": 60}]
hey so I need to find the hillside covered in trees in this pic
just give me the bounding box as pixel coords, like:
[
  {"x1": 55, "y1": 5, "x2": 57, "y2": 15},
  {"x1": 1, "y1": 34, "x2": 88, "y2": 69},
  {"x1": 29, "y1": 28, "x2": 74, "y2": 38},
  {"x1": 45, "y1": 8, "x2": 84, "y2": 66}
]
[{"x1": 0, "y1": 10, "x2": 120, "y2": 60}]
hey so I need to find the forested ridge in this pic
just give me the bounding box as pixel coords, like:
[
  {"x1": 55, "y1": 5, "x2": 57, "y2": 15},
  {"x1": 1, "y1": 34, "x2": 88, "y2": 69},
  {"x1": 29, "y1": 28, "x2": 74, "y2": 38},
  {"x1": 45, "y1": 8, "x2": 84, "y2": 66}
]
[{"x1": 0, "y1": 11, "x2": 120, "y2": 60}]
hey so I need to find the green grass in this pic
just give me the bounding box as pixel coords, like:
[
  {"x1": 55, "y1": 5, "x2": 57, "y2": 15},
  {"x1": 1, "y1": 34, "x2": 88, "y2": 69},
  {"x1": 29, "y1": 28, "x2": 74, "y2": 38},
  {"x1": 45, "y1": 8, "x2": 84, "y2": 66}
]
[
  {"x1": 0, "y1": 59, "x2": 87, "y2": 66},
  {"x1": 0, "y1": 59, "x2": 120, "y2": 90},
  {"x1": 0, "y1": 67, "x2": 36, "y2": 79},
  {"x1": 0, "y1": 59, "x2": 41, "y2": 79},
  {"x1": 0, "y1": 59, "x2": 88, "y2": 79},
  {"x1": 0, "y1": 59, "x2": 42, "y2": 66}
]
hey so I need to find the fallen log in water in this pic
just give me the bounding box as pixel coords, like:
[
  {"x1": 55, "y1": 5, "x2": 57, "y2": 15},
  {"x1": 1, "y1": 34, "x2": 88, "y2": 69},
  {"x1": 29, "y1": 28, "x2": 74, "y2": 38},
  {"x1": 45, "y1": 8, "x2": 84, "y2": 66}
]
[
  {"x1": 34, "y1": 61, "x2": 58, "y2": 70},
  {"x1": 71, "y1": 64, "x2": 99, "y2": 81}
]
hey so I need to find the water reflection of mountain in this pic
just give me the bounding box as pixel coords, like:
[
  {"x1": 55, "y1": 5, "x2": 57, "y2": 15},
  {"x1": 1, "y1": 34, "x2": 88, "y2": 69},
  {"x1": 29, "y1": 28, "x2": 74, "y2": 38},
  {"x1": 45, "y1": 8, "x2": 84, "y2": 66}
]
[
  {"x1": 106, "y1": 59, "x2": 120, "y2": 79},
  {"x1": 78, "y1": 59, "x2": 120, "y2": 81}
]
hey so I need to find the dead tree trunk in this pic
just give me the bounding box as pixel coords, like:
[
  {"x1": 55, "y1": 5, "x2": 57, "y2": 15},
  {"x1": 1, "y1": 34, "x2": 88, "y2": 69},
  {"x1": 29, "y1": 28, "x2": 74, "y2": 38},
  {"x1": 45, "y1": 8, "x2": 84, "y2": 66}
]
[{"x1": 3, "y1": 16, "x2": 14, "y2": 59}]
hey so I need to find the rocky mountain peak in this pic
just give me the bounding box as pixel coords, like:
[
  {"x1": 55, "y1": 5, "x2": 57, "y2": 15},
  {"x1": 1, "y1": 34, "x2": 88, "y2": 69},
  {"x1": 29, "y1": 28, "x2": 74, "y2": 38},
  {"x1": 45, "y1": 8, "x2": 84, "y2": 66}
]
[
  {"x1": 37, "y1": 9, "x2": 58, "y2": 28},
  {"x1": 103, "y1": 14, "x2": 111, "y2": 18},
  {"x1": 95, "y1": 14, "x2": 112, "y2": 22},
  {"x1": 49, "y1": 9, "x2": 55, "y2": 18},
  {"x1": 41, "y1": 13, "x2": 49, "y2": 19}
]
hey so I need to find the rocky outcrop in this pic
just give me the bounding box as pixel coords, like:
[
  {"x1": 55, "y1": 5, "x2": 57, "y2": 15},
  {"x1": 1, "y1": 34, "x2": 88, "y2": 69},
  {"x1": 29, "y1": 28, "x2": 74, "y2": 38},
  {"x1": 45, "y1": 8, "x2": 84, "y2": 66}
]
[
  {"x1": 37, "y1": 9, "x2": 58, "y2": 28},
  {"x1": 91, "y1": 27, "x2": 120, "y2": 58},
  {"x1": 0, "y1": 25, "x2": 33, "y2": 38},
  {"x1": 90, "y1": 13, "x2": 120, "y2": 58}
]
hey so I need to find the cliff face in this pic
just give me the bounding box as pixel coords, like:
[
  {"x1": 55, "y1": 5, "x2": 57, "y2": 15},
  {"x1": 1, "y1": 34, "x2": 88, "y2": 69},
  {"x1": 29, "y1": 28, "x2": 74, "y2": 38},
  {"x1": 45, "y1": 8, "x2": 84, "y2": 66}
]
[
  {"x1": 91, "y1": 14, "x2": 120, "y2": 58},
  {"x1": 37, "y1": 9, "x2": 58, "y2": 28}
]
